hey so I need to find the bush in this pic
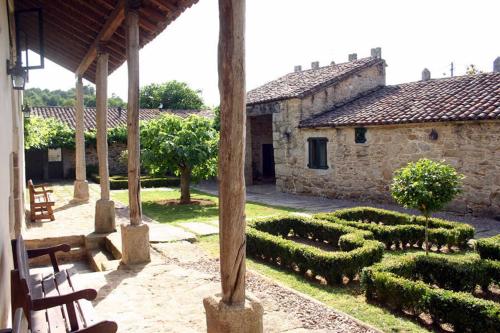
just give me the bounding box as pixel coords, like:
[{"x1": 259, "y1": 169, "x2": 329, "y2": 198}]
[
  {"x1": 314, "y1": 207, "x2": 474, "y2": 250},
  {"x1": 476, "y1": 235, "x2": 500, "y2": 260},
  {"x1": 90, "y1": 174, "x2": 180, "y2": 190},
  {"x1": 246, "y1": 215, "x2": 384, "y2": 283},
  {"x1": 361, "y1": 254, "x2": 500, "y2": 332}
]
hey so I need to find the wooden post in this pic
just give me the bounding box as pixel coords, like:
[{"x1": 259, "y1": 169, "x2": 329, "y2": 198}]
[
  {"x1": 94, "y1": 45, "x2": 115, "y2": 233},
  {"x1": 218, "y1": 0, "x2": 247, "y2": 306},
  {"x1": 73, "y1": 75, "x2": 89, "y2": 201}
]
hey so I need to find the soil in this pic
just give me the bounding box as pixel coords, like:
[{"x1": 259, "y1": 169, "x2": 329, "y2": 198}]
[{"x1": 155, "y1": 199, "x2": 216, "y2": 206}]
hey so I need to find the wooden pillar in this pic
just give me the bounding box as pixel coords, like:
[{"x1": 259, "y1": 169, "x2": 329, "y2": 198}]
[
  {"x1": 120, "y1": 1, "x2": 150, "y2": 265},
  {"x1": 73, "y1": 75, "x2": 89, "y2": 201},
  {"x1": 204, "y1": 2, "x2": 262, "y2": 331},
  {"x1": 94, "y1": 45, "x2": 115, "y2": 233}
]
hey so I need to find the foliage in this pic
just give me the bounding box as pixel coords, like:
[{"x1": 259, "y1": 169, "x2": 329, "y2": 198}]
[
  {"x1": 361, "y1": 253, "x2": 500, "y2": 332},
  {"x1": 314, "y1": 207, "x2": 474, "y2": 251},
  {"x1": 24, "y1": 86, "x2": 126, "y2": 108},
  {"x1": 213, "y1": 105, "x2": 220, "y2": 131},
  {"x1": 465, "y1": 64, "x2": 484, "y2": 75},
  {"x1": 391, "y1": 159, "x2": 463, "y2": 254},
  {"x1": 90, "y1": 174, "x2": 180, "y2": 190},
  {"x1": 141, "y1": 114, "x2": 219, "y2": 203},
  {"x1": 247, "y1": 215, "x2": 384, "y2": 283},
  {"x1": 139, "y1": 81, "x2": 204, "y2": 110},
  {"x1": 24, "y1": 116, "x2": 75, "y2": 149},
  {"x1": 476, "y1": 234, "x2": 500, "y2": 260}
]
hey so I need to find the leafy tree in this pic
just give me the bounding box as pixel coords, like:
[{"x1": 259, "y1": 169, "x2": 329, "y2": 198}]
[
  {"x1": 24, "y1": 116, "x2": 75, "y2": 149},
  {"x1": 139, "y1": 81, "x2": 204, "y2": 110},
  {"x1": 466, "y1": 64, "x2": 483, "y2": 75},
  {"x1": 391, "y1": 158, "x2": 463, "y2": 255},
  {"x1": 212, "y1": 105, "x2": 221, "y2": 131},
  {"x1": 141, "y1": 114, "x2": 218, "y2": 204},
  {"x1": 24, "y1": 86, "x2": 126, "y2": 108}
]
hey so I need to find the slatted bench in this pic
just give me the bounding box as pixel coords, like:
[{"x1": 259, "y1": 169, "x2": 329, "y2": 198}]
[
  {"x1": 28, "y1": 180, "x2": 55, "y2": 222},
  {"x1": 11, "y1": 236, "x2": 117, "y2": 333},
  {"x1": 0, "y1": 308, "x2": 24, "y2": 333}
]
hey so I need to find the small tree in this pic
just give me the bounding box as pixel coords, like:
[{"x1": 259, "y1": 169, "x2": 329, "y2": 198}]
[
  {"x1": 139, "y1": 81, "x2": 204, "y2": 110},
  {"x1": 391, "y1": 158, "x2": 463, "y2": 255},
  {"x1": 141, "y1": 114, "x2": 218, "y2": 204}
]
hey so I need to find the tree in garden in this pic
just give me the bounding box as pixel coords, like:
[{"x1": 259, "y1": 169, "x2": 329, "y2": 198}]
[
  {"x1": 24, "y1": 116, "x2": 75, "y2": 149},
  {"x1": 139, "y1": 81, "x2": 204, "y2": 110},
  {"x1": 391, "y1": 158, "x2": 463, "y2": 255},
  {"x1": 141, "y1": 114, "x2": 218, "y2": 204}
]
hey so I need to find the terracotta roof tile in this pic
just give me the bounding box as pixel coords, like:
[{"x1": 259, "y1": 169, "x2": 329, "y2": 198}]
[
  {"x1": 299, "y1": 72, "x2": 500, "y2": 128},
  {"x1": 247, "y1": 57, "x2": 384, "y2": 105}
]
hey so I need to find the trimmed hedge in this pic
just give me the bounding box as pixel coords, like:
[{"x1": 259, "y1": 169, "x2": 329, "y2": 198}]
[
  {"x1": 246, "y1": 215, "x2": 384, "y2": 283},
  {"x1": 314, "y1": 207, "x2": 474, "y2": 250},
  {"x1": 90, "y1": 174, "x2": 180, "y2": 190},
  {"x1": 361, "y1": 254, "x2": 500, "y2": 332},
  {"x1": 476, "y1": 235, "x2": 500, "y2": 260}
]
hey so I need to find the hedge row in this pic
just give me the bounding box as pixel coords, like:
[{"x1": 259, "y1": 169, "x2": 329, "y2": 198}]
[
  {"x1": 90, "y1": 174, "x2": 180, "y2": 190},
  {"x1": 476, "y1": 235, "x2": 500, "y2": 260},
  {"x1": 246, "y1": 215, "x2": 384, "y2": 283},
  {"x1": 314, "y1": 207, "x2": 474, "y2": 250},
  {"x1": 361, "y1": 254, "x2": 500, "y2": 332}
]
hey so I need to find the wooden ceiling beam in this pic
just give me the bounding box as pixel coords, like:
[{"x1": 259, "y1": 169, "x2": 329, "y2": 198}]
[{"x1": 76, "y1": 0, "x2": 126, "y2": 76}]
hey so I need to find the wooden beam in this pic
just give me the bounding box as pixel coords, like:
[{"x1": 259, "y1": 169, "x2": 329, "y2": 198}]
[
  {"x1": 217, "y1": 0, "x2": 247, "y2": 306},
  {"x1": 75, "y1": 76, "x2": 86, "y2": 183},
  {"x1": 76, "y1": 0, "x2": 126, "y2": 76}
]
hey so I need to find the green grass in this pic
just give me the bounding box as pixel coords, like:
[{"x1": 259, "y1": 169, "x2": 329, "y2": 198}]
[
  {"x1": 199, "y1": 234, "x2": 437, "y2": 333},
  {"x1": 111, "y1": 188, "x2": 301, "y2": 224}
]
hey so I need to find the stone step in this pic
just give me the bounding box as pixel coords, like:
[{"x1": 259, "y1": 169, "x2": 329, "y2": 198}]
[
  {"x1": 88, "y1": 248, "x2": 116, "y2": 272},
  {"x1": 105, "y1": 232, "x2": 122, "y2": 260},
  {"x1": 25, "y1": 235, "x2": 85, "y2": 249},
  {"x1": 85, "y1": 232, "x2": 112, "y2": 251},
  {"x1": 28, "y1": 246, "x2": 87, "y2": 267}
]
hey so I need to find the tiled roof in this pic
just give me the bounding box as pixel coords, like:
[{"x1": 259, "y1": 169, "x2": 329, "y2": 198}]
[
  {"x1": 31, "y1": 106, "x2": 213, "y2": 131},
  {"x1": 247, "y1": 57, "x2": 384, "y2": 105},
  {"x1": 300, "y1": 72, "x2": 500, "y2": 128}
]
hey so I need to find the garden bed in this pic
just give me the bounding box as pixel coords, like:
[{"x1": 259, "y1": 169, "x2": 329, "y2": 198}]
[
  {"x1": 91, "y1": 174, "x2": 180, "y2": 190},
  {"x1": 314, "y1": 207, "x2": 474, "y2": 251},
  {"x1": 246, "y1": 215, "x2": 384, "y2": 284},
  {"x1": 361, "y1": 253, "x2": 500, "y2": 332},
  {"x1": 476, "y1": 234, "x2": 500, "y2": 260}
]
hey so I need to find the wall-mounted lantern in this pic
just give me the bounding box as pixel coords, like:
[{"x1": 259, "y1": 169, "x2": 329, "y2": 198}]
[
  {"x1": 429, "y1": 129, "x2": 439, "y2": 141},
  {"x1": 22, "y1": 104, "x2": 31, "y2": 119},
  {"x1": 6, "y1": 59, "x2": 27, "y2": 90}
]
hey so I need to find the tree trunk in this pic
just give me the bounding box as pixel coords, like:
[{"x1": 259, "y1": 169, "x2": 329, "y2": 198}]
[
  {"x1": 425, "y1": 216, "x2": 429, "y2": 255},
  {"x1": 180, "y1": 166, "x2": 191, "y2": 204}
]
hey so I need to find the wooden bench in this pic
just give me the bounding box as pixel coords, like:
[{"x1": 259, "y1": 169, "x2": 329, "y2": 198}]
[
  {"x1": 11, "y1": 236, "x2": 117, "y2": 333},
  {"x1": 0, "y1": 308, "x2": 25, "y2": 333},
  {"x1": 28, "y1": 180, "x2": 55, "y2": 222}
]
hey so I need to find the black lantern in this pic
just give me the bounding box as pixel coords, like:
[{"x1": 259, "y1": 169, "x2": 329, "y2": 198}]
[
  {"x1": 6, "y1": 60, "x2": 27, "y2": 90},
  {"x1": 22, "y1": 104, "x2": 31, "y2": 119}
]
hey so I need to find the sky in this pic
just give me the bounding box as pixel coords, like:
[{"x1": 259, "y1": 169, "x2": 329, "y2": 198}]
[{"x1": 25, "y1": 0, "x2": 500, "y2": 107}]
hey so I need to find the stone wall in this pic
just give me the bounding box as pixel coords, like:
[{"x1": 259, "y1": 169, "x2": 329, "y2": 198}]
[{"x1": 276, "y1": 121, "x2": 500, "y2": 216}]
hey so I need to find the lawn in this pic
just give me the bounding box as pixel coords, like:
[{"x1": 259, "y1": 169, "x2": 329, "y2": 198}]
[{"x1": 111, "y1": 188, "x2": 301, "y2": 224}]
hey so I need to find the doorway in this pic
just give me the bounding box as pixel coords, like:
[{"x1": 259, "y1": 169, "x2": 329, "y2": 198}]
[{"x1": 262, "y1": 144, "x2": 275, "y2": 180}]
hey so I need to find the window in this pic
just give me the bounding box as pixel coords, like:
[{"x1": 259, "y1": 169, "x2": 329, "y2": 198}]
[
  {"x1": 308, "y1": 137, "x2": 328, "y2": 169},
  {"x1": 355, "y1": 127, "x2": 367, "y2": 144}
]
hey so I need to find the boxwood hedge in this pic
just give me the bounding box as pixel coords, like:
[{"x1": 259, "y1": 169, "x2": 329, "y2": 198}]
[
  {"x1": 361, "y1": 254, "x2": 500, "y2": 332},
  {"x1": 314, "y1": 207, "x2": 474, "y2": 251},
  {"x1": 246, "y1": 215, "x2": 384, "y2": 283},
  {"x1": 476, "y1": 234, "x2": 500, "y2": 260}
]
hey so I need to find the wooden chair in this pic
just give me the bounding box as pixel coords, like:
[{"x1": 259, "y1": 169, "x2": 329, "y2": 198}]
[
  {"x1": 28, "y1": 180, "x2": 55, "y2": 222},
  {"x1": 0, "y1": 308, "x2": 25, "y2": 333},
  {"x1": 11, "y1": 236, "x2": 118, "y2": 333}
]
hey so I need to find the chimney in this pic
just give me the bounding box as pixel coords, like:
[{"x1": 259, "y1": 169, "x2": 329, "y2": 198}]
[
  {"x1": 422, "y1": 68, "x2": 431, "y2": 81},
  {"x1": 371, "y1": 47, "x2": 382, "y2": 59},
  {"x1": 330, "y1": 61, "x2": 336, "y2": 66},
  {"x1": 118, "y1": 106, "x2": 122, "y2": 117},
  {"x1": 311, "y1": 61, "x2": 319, "y2": 69},
  {"x1": 294, "y1": 65, "x2": 302, "y2": 72},
  {"x1": 494, "y1": 57, "x2": 500, "y2": 73},
  {"x1": 348, "y1": 53, "x2": 357, "y2": 61}
]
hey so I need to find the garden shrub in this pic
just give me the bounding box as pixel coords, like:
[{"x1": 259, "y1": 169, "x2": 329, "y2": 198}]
[
  {"x1": 361, "y1": 254, "x2": 500, "y2": 332},
  {"x1": 314, "y1": 207, "x2": 474, "y2": 250},
  {"x1": 246, "y1": 215, "x2": 384, "y2": 283},
  {"x1": 90, "y1": 174, "x2": 180, "y2": 190},
  {"x1": 476, "y1": 234, "x2": 500, "y2": 260}
]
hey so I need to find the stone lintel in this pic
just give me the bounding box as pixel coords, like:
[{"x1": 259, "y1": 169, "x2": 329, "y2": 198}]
[
  {"x1": 95, "y1": 199, "x2": 116, "y2": 233},
  {"x1": 203, "y1": 293, "x2": 263, "y2": 333},
  {"x1": 73, "y1": 180, "x2": 89, "y2": 202},
  {"x1": 121, "y1": 223, "x2": 150, "y2": 265}
]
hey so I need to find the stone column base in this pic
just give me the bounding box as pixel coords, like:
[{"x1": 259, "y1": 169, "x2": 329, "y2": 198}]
[
  {"x1": 203, "y1": 293, "x2": 263, "y2": 333},
  {"x1": 73, "y1": 180, "x2": 89, "y2": 202},
  {"x1": 95, "y1": 199, "x2": 116, "y2": 233},
  {"x1": 121, "y1": 223, "x2": 150, "y2": 265}
]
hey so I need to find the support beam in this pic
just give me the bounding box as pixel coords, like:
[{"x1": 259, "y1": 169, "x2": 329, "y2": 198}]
[
  {"x1": 75, "y1": 0, "x2": 126, "y2": 76},
  {"x1": 121, "y1": 2, "x2": 150, "y2": 265},
  {"x1": 73, "y1": 76, "x2": 89, "y2": 201},
  {"x1": 204, "y1": 0, "x2": 263, "y2": 332},
  {"x1": 94, "y1": 47, "x2": 115, "y2": 233}
]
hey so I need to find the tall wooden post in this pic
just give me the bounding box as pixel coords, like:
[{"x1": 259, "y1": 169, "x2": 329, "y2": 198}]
[
  {"x1": 121, "y1": 0, "x2": 150, "y2": 265},
  {"x1": 94, "y1": 45, "x2": 116, "y2": 233},
  {"x1": 203, "y1": 0, "x2": 263, "y2": 331},
  {"x1": 73, "y1": 75, "x2": 89, "y2": 201}
]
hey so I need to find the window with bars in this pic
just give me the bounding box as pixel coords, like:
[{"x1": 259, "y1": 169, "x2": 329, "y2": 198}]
[
  {"x1": 307, "y1": 137, "x2": 328, "y2": 169},
  {"x1": 355, "y1": 127, "x2": 367, "y2": 143}
]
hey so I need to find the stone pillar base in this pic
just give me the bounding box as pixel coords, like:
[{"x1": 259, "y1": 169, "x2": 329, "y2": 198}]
[
  {"x1": 95, "y1": 199, "x2": 116, "y2": 233},
  {"x1": 121, "y1": 223, "x2": 150, "y2": 265},
  {"x1": 73, "y1": 180, "x2": 89, "y2": 202},
  {"x1": 203, "y1": 293, "x2": 263, "y2": 333}
]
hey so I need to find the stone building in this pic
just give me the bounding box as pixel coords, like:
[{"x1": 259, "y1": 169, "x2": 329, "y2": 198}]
[
  {"x1": 27, "y1": 106, "x2": 213, "y2": 179},
  {"x1": 246, "y1": 49, "x2": 500, "y2": 216}
]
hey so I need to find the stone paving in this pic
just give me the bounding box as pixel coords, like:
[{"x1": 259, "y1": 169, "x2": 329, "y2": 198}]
[{"x1": 195, "y1": 181, "x2": 500, "y2": 238}]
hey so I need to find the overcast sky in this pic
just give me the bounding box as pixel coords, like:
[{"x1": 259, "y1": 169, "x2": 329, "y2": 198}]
[{"x1": 25, "y1": 0, "x2": 500, "y2": 107}]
